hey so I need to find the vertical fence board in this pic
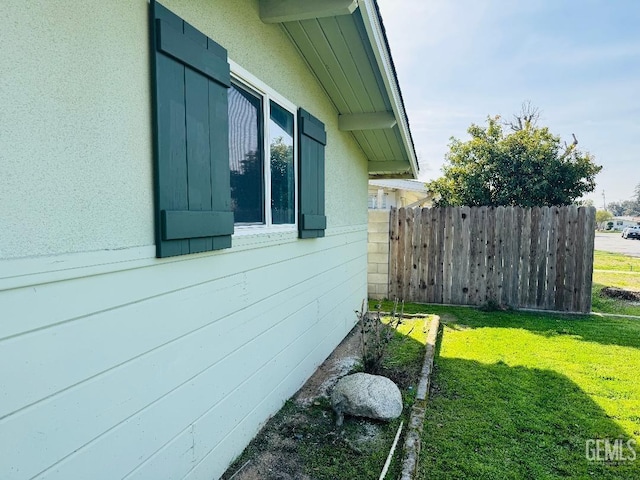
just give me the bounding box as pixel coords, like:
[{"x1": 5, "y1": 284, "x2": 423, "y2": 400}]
[
  {"x1": 562, "y1": 206, "x2": 578, "y2": 311},
  {"x1": 419, "y1": 208, "x2": 430, "y2": 302},
  {"x1": 572, "y1": 207, "x2": 587, "y2": 312},
  {"x1": 580, "y1": 207, "x2": 596, "y2": 313},
  {"x1": 434, "y1": 207, "x2": 445, "y2": 304},
  {"x1": 459, "y1": 206, "x2": 472, "y2": 305},
  {"x1": 477, "y1": 207, "x2": 489, "y2": 304},
  {"x1": 426, "y1": 209, "x2": 438, "y2": 303},
  {"x1": 396, "y1": 208, "x2": 407, "y2": 299},
  {"x1": 468, "y1": 207, "x2": 480, "y2": 305},
  {"x1": 485, "y1": 207, "x2": 497, "y2": 304},
  {"x1": 442, "y1": 207, "x2": 454, "y2": 304},
  {"x1": 544, "y1": 207, "x2": 559, "y2": 310},
  {"x1": 527, "y1": 207, "x2": 540, "y2": 308},
  {"x1": 501, "y1": 207, "x2": 514, "y2": 307},
  {"x1": 554, "y1": 206, "x2": 568, "y2": 309},
  {"x1": 518, "y1": 208, "x2": 531, "y2": 307},
  {"x1": 402, "y1": 208, "x2": 414, "y2": 301},
  {"x1": 494, "y1": 207, "x2": 505, "y2": 305},
  {"x1": 450, "y1": 207, "x2": 463, "y2": 304},
  {"x1": 534, "y1": 207, "x2": 548, "y2": 307},
  {"x1": 409, "y1": 208, "x2": 422, "y2": 301},
  {"x1": 388, "y1": 208, "x2": 398, "y2": 301}
]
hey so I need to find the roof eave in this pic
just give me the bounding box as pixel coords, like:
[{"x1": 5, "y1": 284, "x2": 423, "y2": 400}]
[
  {"x1": 357, "y1": 0, "x2": 419, "y2": 179},
  {"x1": 259, "y1": 0, "x2": 419, "y2": 179}
]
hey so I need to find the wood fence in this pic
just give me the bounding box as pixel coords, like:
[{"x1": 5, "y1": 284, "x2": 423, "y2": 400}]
[{"x1": 389, "y1": 206, "x2": 596, "y2": 313}]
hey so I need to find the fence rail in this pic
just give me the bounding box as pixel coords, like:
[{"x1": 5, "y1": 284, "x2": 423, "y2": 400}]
[{"x1": 389, "y1": 206, "x2": 596, "y2": 313}]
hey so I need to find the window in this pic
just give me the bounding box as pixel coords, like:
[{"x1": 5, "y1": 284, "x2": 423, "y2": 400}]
[
  {"x1": 150, "y1": 2, "x2": 326, "y2": 258},
  {"x1": 228, "y1": 77, "x2": 296, "y2": 229}
]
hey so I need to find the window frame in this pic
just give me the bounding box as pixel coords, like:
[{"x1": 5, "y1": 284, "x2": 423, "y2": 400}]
[{"x1": 228, "y1": 60, "x2": 299, "y2": 236}]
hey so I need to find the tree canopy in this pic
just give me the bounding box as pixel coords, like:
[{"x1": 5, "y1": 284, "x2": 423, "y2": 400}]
[
  {"x1": 427, "y1": 111, "x2": 602, "y2": 207},
  {"x1": 608, "y1": 182, "x2": 640, "y2": 216},
  {"x1": 595, "y1": 209, "x2": 613, "y2": 228}
]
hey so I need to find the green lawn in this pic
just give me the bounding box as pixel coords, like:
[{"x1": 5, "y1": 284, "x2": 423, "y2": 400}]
[
  {"x1": 374, "y1": 301, "x2": 640, "y2": 479},
  {"x1": 594, "y1": 250, "x2": 640, "y2": 273},
  {"x1": 592, "y1": 251, "x2": 640, "y2": 316}
]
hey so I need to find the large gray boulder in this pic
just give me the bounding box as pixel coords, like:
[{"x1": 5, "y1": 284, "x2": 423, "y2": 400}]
[{"x1": 331, "y1": 373, "x2": 402, "y2": 425}]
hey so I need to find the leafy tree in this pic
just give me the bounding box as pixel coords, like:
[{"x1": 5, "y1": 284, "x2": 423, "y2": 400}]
[
  {"x1": 608, "y1": 198, "x2": 640, "y2": 217},
  {"x1": 428, "y1": 110, "x2": 602, "y2": 207},
  {"x1": 595, "y1": 209, "x2": 613, "y2": 229},
  {"x1": 270, "y1": 136, "x2": 294, "y2": 224},
  {"x1": 575, "y1": 198, "x2": 594, "y2": 207}
]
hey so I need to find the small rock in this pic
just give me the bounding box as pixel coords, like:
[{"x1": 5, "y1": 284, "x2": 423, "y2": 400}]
[{"x1": 331, "y1": 373, "x2": 402, "y2": 424}]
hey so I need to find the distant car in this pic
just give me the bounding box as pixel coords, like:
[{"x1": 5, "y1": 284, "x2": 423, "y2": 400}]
[{"x1": 622, "y1": 226, "x2": 640, "y2": 239}]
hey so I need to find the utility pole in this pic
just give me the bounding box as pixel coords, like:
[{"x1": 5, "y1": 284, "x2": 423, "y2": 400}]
[{"x1": 602, "y1": 190, "x2": 606, "y2": 210}]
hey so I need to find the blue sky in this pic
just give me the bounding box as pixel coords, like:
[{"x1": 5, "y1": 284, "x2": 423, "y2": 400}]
[{"x1": 378, "y1": 0, "x2": 640, "y2": 205}]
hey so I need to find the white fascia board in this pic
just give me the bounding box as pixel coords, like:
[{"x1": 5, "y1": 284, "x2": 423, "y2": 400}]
[{"x1": 357, "y1": 0, "x2": 419, "y2": 179}]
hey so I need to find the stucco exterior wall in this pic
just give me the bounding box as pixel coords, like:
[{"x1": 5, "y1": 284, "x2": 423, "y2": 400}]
[
  {"x1": 0, "y1": 1, "x2": 154, "y2": 259},
  {"x1": 1, "y1": 1, "x2": 369, "y2": 479},
  {"x1": 0, "y1": 0, "x2": 367, "y2": 260}
]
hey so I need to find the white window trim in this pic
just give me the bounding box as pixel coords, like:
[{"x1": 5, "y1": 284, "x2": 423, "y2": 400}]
[{"x1": 228, "y1": 60, "x2": 298, "y2": 236}]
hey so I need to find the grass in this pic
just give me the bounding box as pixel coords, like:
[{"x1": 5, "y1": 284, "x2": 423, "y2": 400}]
[
  {"x1": 222, "y1": 316, "x2": 429, "y2": 480},
  {"x1": 594, "y1": 251, "x2": 640, "y2": 272},
  {"x1": 592, "y1": 251, "x2": 640, "y2": 316},
  {"x1": 373, "y1": 302, "x2": 640, "y2": 479}
]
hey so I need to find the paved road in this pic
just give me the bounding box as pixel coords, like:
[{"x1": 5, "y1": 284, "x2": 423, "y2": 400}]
[{"x1": 594, "y1": 232, "x2": 640, "y2": 257}]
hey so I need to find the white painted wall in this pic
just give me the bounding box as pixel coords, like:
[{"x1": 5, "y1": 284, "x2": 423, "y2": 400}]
[
  {"x1": 611, "y1": 217, "x2": 640, "y2": 231},
  {"x1": 0, "y1": 1, "x2": 368, "y2": 479}
]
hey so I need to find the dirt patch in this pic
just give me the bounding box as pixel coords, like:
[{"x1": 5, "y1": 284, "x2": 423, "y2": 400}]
[
  {"x1": 600, "y1": 286, "x2": 640, "y2": 302},
  {"x1": 221, "y1": 319, "x2": 428, "y2": 480},
  {"x1": 295, "y1": 326, "x2": 362, "y2": 406}
]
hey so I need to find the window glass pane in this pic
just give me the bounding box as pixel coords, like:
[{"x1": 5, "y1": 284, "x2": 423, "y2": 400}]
[
  {"x1": 229, "y1": 84, "x2": 264, "y2": 224},
  {"x1": 269, "y1": 101, "x2": 295, "y2": 224}
]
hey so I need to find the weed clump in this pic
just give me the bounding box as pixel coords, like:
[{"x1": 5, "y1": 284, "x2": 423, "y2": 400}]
[{"x1": 355, "y1": 299, "x2": 413, "y2": 374}]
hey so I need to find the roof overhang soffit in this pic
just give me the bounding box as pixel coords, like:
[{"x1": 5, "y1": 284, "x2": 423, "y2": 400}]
[
  {"x1": 259, "y1": 0, "x2": 419, "y2": 179},
  {"x1": 260, "y1": 0, "x2": 359, "y2": 23}
]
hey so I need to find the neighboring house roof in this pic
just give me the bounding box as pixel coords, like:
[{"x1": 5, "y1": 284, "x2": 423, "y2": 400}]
[
  {"x1": 369, "y1": 179, "x2": 429, "y2": 194},
  {"x1": 260, "y1": 0, "x2": 418, "y2": 179}
]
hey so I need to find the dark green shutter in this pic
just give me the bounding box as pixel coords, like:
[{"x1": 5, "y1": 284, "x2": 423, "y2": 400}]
[
  {"x1": 298, "y1": 109, "x2": 327, "y2": 238},
  {"x1": 150, "y1": 1, "x2": 233, "y2": 258}
]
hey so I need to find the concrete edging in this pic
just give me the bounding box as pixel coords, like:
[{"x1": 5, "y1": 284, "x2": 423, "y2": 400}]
[{"x1": 399, "y1": 315, "x2": 440, "y2": 480}]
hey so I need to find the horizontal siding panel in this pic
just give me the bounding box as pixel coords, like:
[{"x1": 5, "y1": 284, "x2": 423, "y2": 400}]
[
  {"x1": 191, "y1": 270, "x2": 365, "y2": 461},
  {"x1": 124, "y1": 268, "x2": 365, "y2": 480},
  {"x1": 187, "y1": 325, "x2": 350, "y2": 480},
  {"x1": 0, "y1": 237, "x2": 366, "y2": 417},
  {"x1": 2, "y1": 240, "x2": 366, "y2": 479},
  {"x1": 31, "y1": 263, "x2": 365, "y2": 480},
  {"x1": 0, "y1": 228, "x2": 366, "y2": 340}
]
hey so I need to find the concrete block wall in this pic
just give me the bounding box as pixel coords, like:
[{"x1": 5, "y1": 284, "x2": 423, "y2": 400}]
[{"x1": 368, "y1": 210, "x2": 390, "y2": 299}]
